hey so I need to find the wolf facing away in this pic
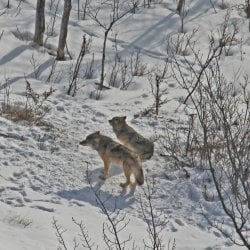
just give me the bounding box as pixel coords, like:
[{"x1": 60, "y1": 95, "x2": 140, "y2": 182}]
[
  {"x1": 79, "y1": 131, "x2": 144, "y2": 187},
  {"x1": 108, "y1": 116, "x2": 154, "y2": 161}
]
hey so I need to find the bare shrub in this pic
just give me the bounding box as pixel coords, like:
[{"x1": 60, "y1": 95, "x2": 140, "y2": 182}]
[
  {"x1": 82, "y1": 0, "x2": 91, "y2": 20},
  {"x1": 158, "y1": 116, "x2": 200, "y2": 170},
  {"x1": 53, "y1": 216, "x2": 97, "y2": 250},
  {"x1": 25, "y1": 80, "x2": 55, "y2": 114},
  {"x1": 48, "y1": 0, "x2": 55, "y2": 10},
  {"x1": 52, "y1": 163, "x2": 171, "y2": 249},
  {"x1": 67, "y1": 35, "x2": 91, "y2": 96},
  {"x1": 171, "y1": 32, "x2": 250, "y2": 248},
  {"x1": 120, "y1": 58, "x2": 135, "y2": 90},
  {"x1": 46, "y1": 59, "x2": 58, "y2": 82},
  {"x1": 218, "y1": 0, "x2": 228, "y2": 9},
  {"x1": 108, "y1": 57, "x2": 121, "y2": 88},
  {"x1": 166, "y1": 28, "x2": 197, "y2": 57},
  {"x1": 29, "y1": 53, "x2": 42, "y2": 79},
  {"x1": 84, "y1": 53, "x2": 95, "y2": 79},
  {"x1": 45, "y1": 0, "x2": 60, "y2": 38},
  {"x1": 72, "y1": 217, "x2": 97, "y2": 249},
  {"x1": 147, "y1": 63, "x2": 171, "y2": 116},
  {"x1": 85, "y1": 165, "x2": 133, "y2": 250},
  {"x1": 108, "y1": 49, "x2": 147, "y2": 89},
  {"x1": 143, "y1": 0, "x2": 152, "y2": 8},
  {"x1": 89, "y1": 86, "x2": 104, "y2": 100},
  {"x1": 139, "y1": 177, "x2": 169, "y2": 250},
  {"x1": 0, "y1": 80, "x2": 55, "y2": 127},
  {"x1": 130, "y1": 0, "x2": 140, "y2": 13},
  {"x1": 0, "y1": 80, "x2": 34, "y2": 123},
  {"x1": 129, "y1": 50, "x2": 148, "y2": 76},
  {"x1": 12, "y1": 26, "x2": 33, "y2": 42},
  {"x1": 88, "y1": 0, "x2": 134, "y2": 91},
  {"x1": 108, "y1": 57, "x2": 133, "y2": 90},
  {"x1": 7, "y1": 214, "x2": 33, "y2": 228},
  {"x1": 52, "y1": 217, "x2": 72, "y2": 250},
  {"x1": 210, "y1": 9, "x2": 240, "y2": 57}
]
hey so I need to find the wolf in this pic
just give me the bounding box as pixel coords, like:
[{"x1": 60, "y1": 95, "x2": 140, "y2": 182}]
[
  {"x1": 108, "y1": 116, "x2": 154, "y2": 161},
  {"x1": 79, "y1": 131, "x2": 144, "y2": 187}
]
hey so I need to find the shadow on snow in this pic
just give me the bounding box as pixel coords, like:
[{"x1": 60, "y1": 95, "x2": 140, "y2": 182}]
[{"x1": 57, "y1": 167, "x2": 136, "y2": 211}]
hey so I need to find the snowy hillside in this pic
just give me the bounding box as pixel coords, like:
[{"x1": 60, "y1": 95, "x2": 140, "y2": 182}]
[{"x1": 0, "y1": 0, "x2": 249, "y2": 249}]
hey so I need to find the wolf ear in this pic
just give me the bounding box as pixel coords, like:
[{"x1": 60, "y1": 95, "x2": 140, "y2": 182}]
[
  {"x1": 122, "y1": 116, "x2": 126, "y2": 121},
  {"x1": 95, "y1": 131, "x2": 100, "y2": 135}
]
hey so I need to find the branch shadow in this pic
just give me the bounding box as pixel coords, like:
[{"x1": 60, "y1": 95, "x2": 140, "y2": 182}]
[
  {"x1": 0, "y1": 58, "x2": 55, "y2": 90},
  {"x1": 0, "y1": 45, "x2": 31, "y2": 66},
  {"x1": 118, "y1": 12, "x2": 177, "y2": 59}
]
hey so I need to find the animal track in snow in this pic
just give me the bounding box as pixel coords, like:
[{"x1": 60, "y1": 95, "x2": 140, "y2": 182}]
[
  {"x1": 30, "y1": 205, "x2": 55, "y2": 212},
  {"x1": 175, "y1": 218, "x2": 185, "y2": 226}
]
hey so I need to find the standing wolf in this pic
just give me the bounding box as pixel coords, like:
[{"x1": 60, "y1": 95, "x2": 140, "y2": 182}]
[
  {"x1": 109, "y1": 116, "x2": 154, "y2": 161},
  {"x1": 80, "y1": 131, "x2": 144, "y2": 187}
]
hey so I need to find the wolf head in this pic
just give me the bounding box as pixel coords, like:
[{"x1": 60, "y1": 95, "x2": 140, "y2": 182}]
[
  {"x1": 80, "y1": 131, "x2": 101, "y2": 148},
  {"x1": 108, "y1": 116, "x2": 126, "y2": 129}
]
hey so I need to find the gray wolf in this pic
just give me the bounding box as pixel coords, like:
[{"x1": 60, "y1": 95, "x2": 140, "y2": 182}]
[
  {"x1": 80, "y1": 131, "x2": 144, "y2": 187},
  {"x1": 108, "y1": 116, "x2": 154, "y2": 161}
]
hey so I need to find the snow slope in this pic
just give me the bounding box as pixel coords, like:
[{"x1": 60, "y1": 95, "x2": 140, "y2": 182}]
[{"x1": 0, "y1": 0, "x2": 249, "y2": 249}]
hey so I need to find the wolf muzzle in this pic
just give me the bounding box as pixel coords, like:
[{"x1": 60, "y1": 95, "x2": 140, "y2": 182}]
[{"x1": 79, "y1": 140, "x2": 87, "y2": 146}]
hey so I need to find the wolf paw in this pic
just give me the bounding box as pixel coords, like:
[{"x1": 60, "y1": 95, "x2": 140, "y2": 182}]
[
  {"x1": 99, "y1": 174, "x2": 106, "y2": 180},
  {"x1": 120, "y1": 182, "x2": 129, "y2": 188}
]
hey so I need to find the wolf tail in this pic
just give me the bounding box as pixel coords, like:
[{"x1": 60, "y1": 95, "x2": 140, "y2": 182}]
[
  {"x1": 135, "y1": 156, "x2": 144, "y2": 185},
  {"x1": 141, "y1": 142, "x2": 154, "y2": 161}
]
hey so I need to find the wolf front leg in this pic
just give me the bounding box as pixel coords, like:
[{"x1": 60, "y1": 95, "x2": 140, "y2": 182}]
[{"x1": 100, "y1": 154, "x2": 110, "y2": 180}]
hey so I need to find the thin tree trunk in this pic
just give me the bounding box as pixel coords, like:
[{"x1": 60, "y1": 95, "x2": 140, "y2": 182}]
[
  {"x1": 56, "y1": 0, "x2": 72, "y2": 60},
  {"x1": 246, "y1": 0, "x2": 250, "y2": 19},
  {"x1": 100, "y1": 30, "x2": 108, "y2": 89},
  {"x1": 33, "y1": 0, "x2": 45, "y2": 46},
  {"x1": 77, "y1": 0, "x2": 80, "y2": 20},
  {"x1": 82, "y1": 0, "x2": 88, "y2": 20},
  {"x1": 176, "y1": 0, "x2": 185, "y2": 14}
]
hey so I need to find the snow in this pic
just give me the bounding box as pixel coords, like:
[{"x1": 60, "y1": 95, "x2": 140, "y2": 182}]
[{"x1": 0, "y1": 0, "x2": 248, "y2": 249}]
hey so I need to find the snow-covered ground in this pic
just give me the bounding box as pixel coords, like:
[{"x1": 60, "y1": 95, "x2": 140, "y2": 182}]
[{"x1": 0, "y1": 0, "x2": 249, "y2": 249}]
